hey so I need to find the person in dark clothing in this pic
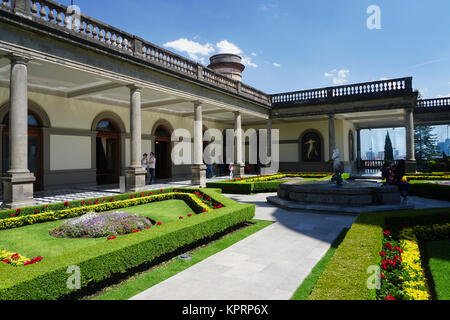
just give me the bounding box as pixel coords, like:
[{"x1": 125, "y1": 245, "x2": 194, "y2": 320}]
[
  {"x1": 381, "y1": 162, "x2": 390, "y2": 184},
  {"x1": 394, "y1": 160, "x2": 409, "y2": 204}
]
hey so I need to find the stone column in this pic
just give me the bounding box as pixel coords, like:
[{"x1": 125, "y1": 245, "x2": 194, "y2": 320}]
[
  {"x1": 2, "y1": 54, "x2": 35, "y2": 209},
  {"x1": 267, "y1": 118, "x2": 272, "y2": 159},
  {"x1": 125, "y1": 85, "x2": 146, "y2": 192},
  {"x1": 356, "y1": 128, "x2": 362, "y2": 170},
  {"x1": 233, "y1": 112, "x2": 245, "y2": 178},
  {"x1": 191, "y1": 102, "x2": 206, "y2": 186},
  {"x1": 405, "y1": 108, "x2": 417, "y2": 173},
  {"x1": 328, "y1": 114, "x2": 336, "y2": 162}
]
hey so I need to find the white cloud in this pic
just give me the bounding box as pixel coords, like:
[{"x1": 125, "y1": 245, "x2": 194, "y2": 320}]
[
  {"x1": 163, "y1": 38, "x2": 259, "y2": 68},
  {"x1": 216, "y1": 40, "x2": 243, "y2": 55},
  {"x1": 251, "y1": 52, "x2": 257, "y2": 57},
  {"x1": 242, "y1": 57, "x2": 258, "y2": 68},
  {"x1": 324, "y1": 69, "x2": 350, "y2": 85},
  {"x1": 437, "y1": 94, "x2": 450, "y2": 98},
  {"x1": 163, "y1": 38, "x2": 215, "y2": 63},
  {"x1": 273, "y1": 63, "x2": 281, "y2": 67}
]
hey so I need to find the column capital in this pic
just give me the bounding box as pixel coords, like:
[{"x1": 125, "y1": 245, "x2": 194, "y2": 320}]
[
  {"x1": 192, "y1": 100, "x2": 202, "y2": 107},
  {"x1": 127, "y1": 84, "x2": 142, "y2": 91},
  {"x1": 8, "y1": 53, "x2": 32, "y2": 65}
]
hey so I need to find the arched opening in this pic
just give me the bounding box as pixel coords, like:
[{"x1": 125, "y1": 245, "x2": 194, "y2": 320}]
[
  {"x1": 154, "y1": 125, "x2": 172, "y2": 179},
  {"x1": 300, "y1": 130, "x2": 323, "y2": 162},
  {"x1": 2, "y1": 111, "x2": 44, "y2": 190},
  {"x1": 96, "y1": 119, "x2": 121, "y2": 185}
]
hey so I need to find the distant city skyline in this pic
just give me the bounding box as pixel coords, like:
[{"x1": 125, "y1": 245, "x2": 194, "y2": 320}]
[{"x1": 361, "y1": 125, "x2": 450, "y2": 160}]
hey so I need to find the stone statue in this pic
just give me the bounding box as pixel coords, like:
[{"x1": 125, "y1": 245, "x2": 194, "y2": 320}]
[{"x1": 331, "y1": 149, "x2": 343, "y2": 185}]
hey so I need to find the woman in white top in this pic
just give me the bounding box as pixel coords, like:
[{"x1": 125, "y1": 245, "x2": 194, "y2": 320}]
[{"x1": 148, "y1": 152, "x2": 156, "y2": 185}]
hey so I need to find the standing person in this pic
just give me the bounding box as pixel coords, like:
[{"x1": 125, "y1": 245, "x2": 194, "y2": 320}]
[
  {"x1": 148, "y1": 152, "x2": 156, "y2": 185},
  {"x1": 141, "y1": 153, "x2": 149, "y2": 185}
]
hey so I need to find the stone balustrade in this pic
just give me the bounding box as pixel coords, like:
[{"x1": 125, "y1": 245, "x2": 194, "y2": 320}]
[
  {"x1": 271, "y1": 77, "x2": 413, "y2": 107},
  {"x1": 417, "y1": 98, "x2": 450, "y2": 110},
  {"x1": 0, "y1": 0, "x2": 271, "y2": 106}
]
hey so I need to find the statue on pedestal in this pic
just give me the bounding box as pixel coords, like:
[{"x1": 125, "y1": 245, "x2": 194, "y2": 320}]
[{"x1": 331, "y1": 149, "x2": 343, "y2": 185}]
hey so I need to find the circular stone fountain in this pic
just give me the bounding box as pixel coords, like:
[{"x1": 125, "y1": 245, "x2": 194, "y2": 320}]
[{"x1": 267, "y1": 149, "x2": 413, "y2": 214}]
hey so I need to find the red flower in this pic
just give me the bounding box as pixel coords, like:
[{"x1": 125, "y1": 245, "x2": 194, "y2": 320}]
[
  {"x1": 385, "y1": 295, "x2": 395, "y2": 300},
  {"x1": 187, "y1": 214, "x2": 192, "y2": 217},
  {"x1": 383, "y1": 230, "x2": 391, "y2": 236},
  {"x1": 34, "y1": 210, "x2": 39, "y2": 214},
  {"x1": 380, "y1": 273, "x2": 386, "y2": 280},
  {"x1": 132, "y1": 229, "x2": 140, "y2": 233},
  {"x1": 140, "y1": 193, "x2": 144, "y2": 197},
  {"x1": 81, "y1": 201, "x2": 85, "y2": 205},
  {"x1": 146, "y1": 226, "x2": 151, "y2": 229},
  {"x1": 2, "y1": 259, "x2": 9, "y2": 264},
  {"x1": 10, "y1": 253, "x2": 19, "y2": 260},
  {"x1": 179, "y1": 216, "x2": 184, "y2": 220},
  {"x1": 394, "y1": 246, "x2": 404, "y2": 254},
  {"x1": 107, "y1": 236, "x2": 116, "y2": 240},
  {"x1": 202, "y1": 209, "x2": 207, "y2": 213},
  {"x1": 64, "y1": 202, "x2": 70, "y2": 207},
  {"x1": 10, "y1": 214, "x2": 15, "y2": 217},
  {"x1": 379, "y1": 251, "x2": 386, "y2": 258},
  {"x1": 16, "y1": 208, "x2": 21, "y2": 213},
  {"x1": 157, "y1": 222, "x2": 162, "y2": 226},
  {"x1": 87, "y1": 201, "x2": 91, "y2": 205}
]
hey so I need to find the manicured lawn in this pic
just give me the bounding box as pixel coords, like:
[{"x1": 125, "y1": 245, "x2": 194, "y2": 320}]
[
  {"x1": 119, "y1": 199, "x2": 195, "y2": 224},
  {"x1": 291, "y1": 228, "x2": 348, "y2": 300},
  {"x1": 427, "y1": 240, "x2": 450, "y2": 300},
  {"x1": 93, "y1": 219, "x2": 273, "y2": 300},
  {"x1": 0, "y1": 200, "x2": 195, "y2": 259}
]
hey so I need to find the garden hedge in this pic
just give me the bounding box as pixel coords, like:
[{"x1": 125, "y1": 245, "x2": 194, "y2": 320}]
[
  {"x1": 206, "y1": 173, "x2": 337, "y2": 194},
  {"x1": 0, "y1": 189, "x2": 254, "y2": 300},
  {"x1": 409, "y1": 183, "x2": 450, "y2": 202},
  {"x1": 308, "y1": 207, "x2": 450, "y2": 300}
]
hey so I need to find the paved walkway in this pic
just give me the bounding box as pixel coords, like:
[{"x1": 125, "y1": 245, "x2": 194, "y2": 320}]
[
  {"x1": 131, "y1": 193, "x2": 450, "y2": 300},
  {"x1": 131, "y1": 193, "x2": 356, "y2": 300}
]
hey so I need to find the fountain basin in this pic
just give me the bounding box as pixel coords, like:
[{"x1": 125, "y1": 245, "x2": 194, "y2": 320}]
[{"x1": 277, "y1": 180, "x2": 400, "y2": 206}]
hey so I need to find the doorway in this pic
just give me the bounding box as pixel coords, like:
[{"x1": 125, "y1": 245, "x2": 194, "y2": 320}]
[
  {"x1": 2, "y1": 112, "x2": 43, "y2": 191},
  {"x1": 154, "y1": 125, "x2": 172, "y2": 179},
  {"x1": 96, "y1": 120, "x2": 120, "y2": 185}
]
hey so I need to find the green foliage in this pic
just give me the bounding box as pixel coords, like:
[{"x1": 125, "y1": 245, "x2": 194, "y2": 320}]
[
  {"x1": 415, "y1": 126, "x2": 440, "y2": 161},
  {"x1": 409, "y1": 183, "x2": 450, "y2": 201},
  {"x1": 0, "y1": 190, "x2": 255, "y2": 300},
  {"x1": 427, "y1": 240, "x2": 450, "y2": 300},
  {"x1": 384, "y1": 132, "x2": 394, "y2": 162}
]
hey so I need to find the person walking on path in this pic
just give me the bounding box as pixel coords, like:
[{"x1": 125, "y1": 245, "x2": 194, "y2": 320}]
[
  {"x1": 148, "y1": 152, "x2": 156, "y2": 185},
  {"x1": 141, "y1": 153, "x2": 149, "y2": 185},
  {"x1": 394, "y1": 159, "x2": 410, "y2": 204}
]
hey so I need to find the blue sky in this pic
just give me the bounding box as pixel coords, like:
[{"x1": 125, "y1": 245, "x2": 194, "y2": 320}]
[{"x1": 64, "y1": 0, "x2": 450, "y2": 98}]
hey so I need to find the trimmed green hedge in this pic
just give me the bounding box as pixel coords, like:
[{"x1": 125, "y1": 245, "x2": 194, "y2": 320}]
[
  {"x1": 309, "y1": 207, "x2": 450, "y2": 300},
  {"x1": 409, "y1": 183, "x2": 450, "y2": 202},
  {"x1": 0, "y1": 189, "x2": 254, "y2": 300},
  {"x1": 207, "y1": 173, "x2": 347, "y2": 194}
]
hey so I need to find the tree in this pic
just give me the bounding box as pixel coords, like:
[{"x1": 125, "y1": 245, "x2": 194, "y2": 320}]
[
  {"x1": 415, "y1": 126, "x2": 439, "y2": 161},
  {"x1": 384, "y1": 131, "x2": 394, "y2": 162}
]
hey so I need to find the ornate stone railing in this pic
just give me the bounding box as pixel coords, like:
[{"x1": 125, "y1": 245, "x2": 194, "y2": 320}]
[
  {"x1": 417, "y1": 98, "x2": 450, "y2": 109},
  {"x1": 271, "y1": 77, "x2": 413, "y2": 107},
  {"x1": 0, "y1": 0, "x2": 271, "y2": 106}
]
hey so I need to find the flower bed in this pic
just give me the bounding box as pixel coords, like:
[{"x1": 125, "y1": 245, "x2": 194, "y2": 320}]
[
  {"x1": 0, "y1": 189, "x2": 254, "y2": 300},
  {"x1": 377, "y1": 222, "x2": 450, "y2": 300},
  {"x1": 49, "y1": 212, "x2": 153, "y2": 239},
  {"x1": 1, "y1": 249, "x2": 43, "y2": 267},
  {"x1": 206, "y1": 172, "x2": 334, "y2": 194},
  {"x1": 309, "y1": 207, "x2": 450, "y2": 300}
]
